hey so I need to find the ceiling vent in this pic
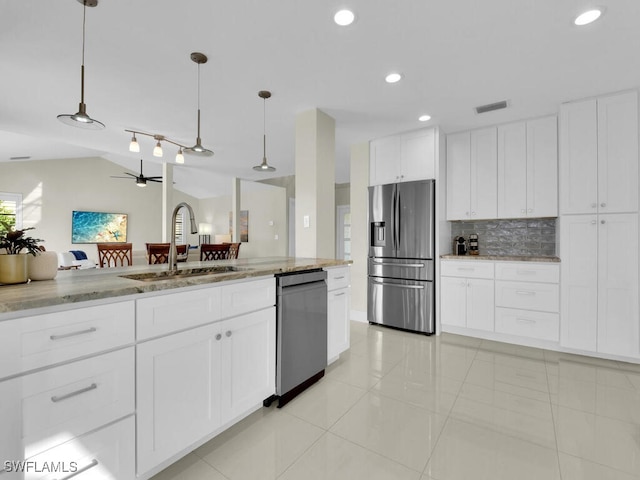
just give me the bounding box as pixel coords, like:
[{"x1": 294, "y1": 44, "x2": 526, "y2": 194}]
[
  {"x1": 9, "y1": 156, "x2": 31, "y2": 160},
  {"x1": 475, "y1": 100, "x2": 509, "y2": 114}
]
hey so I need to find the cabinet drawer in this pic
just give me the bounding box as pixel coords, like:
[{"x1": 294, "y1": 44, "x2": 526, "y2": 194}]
[
  {"x1": 441, "y1": 260, "x2": 494, "y2": 279},
  {"x1": 326, "y1": 266, "x2": 350, "y2": 291},
  {"x1": 495, "y1": 262, "x2": 559, "y2": 283},
  {"x1": 495, "y1": 307, "x2": 559, "y2": 342},
  {"x1": 137, "y1": 286, "x2": 221, "y2": 340},
  {"x1": 0, "y1": 302, "x2": 135, "y2": 380},
  {"x1": 220, "y1": 277, "x2": 275, "y2": 318},
  {"x1": 0, "y1": 348, "x2": 134, "y2": 462},
  {"x1": 495, "y1": 280, "x2": 559, "y2": 312},
  {"x1": 12, "y1": 416, "x2": 136, "y2": 480}
]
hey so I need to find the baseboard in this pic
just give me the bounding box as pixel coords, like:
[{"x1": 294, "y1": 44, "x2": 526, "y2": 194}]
[{"x1": 350, "y1": 310, "x2": 367, "y2": 323}]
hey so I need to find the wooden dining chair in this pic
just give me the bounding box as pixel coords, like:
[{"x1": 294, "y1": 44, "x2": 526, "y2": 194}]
[
  {"x1": 146, "y1": 243, "x2": 170, "y2": 265},
  {"x1": 97, "y1": 243, "x2": 133, "y2": 268},
  {"x1": 176, "y1": 244, "x2": 189, "y2": 262},
  {"x1": 224, "y1": 242, "x2": 241, "y2": 259},
  {"x1": 200, "y1": 243, "x2": 231, "y2": 261}
]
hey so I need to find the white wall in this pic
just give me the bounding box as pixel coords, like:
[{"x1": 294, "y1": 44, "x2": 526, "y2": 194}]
[
  {"x1": 0, "y1": 157, "x2": 200, "y2": 262},
  {"x1": 349, "y1": 142, "x2": 370, "y2": 320},
  {"x1": 198, "y1": 181, "x2": 287, "y2": 258}
]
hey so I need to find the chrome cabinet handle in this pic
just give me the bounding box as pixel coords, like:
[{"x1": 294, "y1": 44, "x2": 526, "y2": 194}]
[
  {"x1": 50, "y1": 327, "x2": 97, "y2": 341},
  {"x1": 600, "y1": 202, "x2": 606, "y2": 207},
  {"x1": 53, "y1": 459, "x2": 99, "y2": 480},
  {"x1": 516, "y1": 317, "x2": 536, "y2": 324},
  {"x1": 334, "y1": 276, "x2": 345, "y2": 280},
  {"x1": 516, "y1": 269, "x2": 536, "y2": 275},
  {"x1": 601, "y1": 220, "x2": 606, "y2": 224},
  {"x1": 591, "y1": 203, "x2": 597, "y2": 208},
  {"x1": 516, "y1": 290, "x2": 536, "y2": 296},
  {"x1": 521, "y1": 209, "x2": 526, "y2": 214},
  {"x1": 215, "y1": 333, "x2": 222, "y2": 340},
  {"x1": 334, "y1": 292, "x2": 346, "y2": 297},
  {"x1": 528, "y1": 208, "x2": 532, "y2": 213},
  {"x1": 51, "y1": 383, "x2": 97, "y2": 403},
  {"x1": 226, "y1": 330, "x2": 232, "y2": 337},
  {"x1": 591, "y1": 220, "x2": 597, "y2": 225}
]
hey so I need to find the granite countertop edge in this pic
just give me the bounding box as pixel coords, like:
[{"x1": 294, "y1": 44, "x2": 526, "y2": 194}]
[
  {"x1": 440, "y1": 254, "x2": 560, "y2": 263},
  {"x1": 0, "y1": 257, "x2": 351, "y2": 316}
]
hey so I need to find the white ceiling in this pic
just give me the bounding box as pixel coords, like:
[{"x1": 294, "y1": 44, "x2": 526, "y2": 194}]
[{"x1": 2, "y1": 0, "x2": 640, "y2": 198}]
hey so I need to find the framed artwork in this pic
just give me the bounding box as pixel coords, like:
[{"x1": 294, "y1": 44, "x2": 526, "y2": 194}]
[
  {"x1": 229, "y1": 210, "x2": 249, "y2": 242},
  {"x1": 72, "y1": 211, "x2": 128, "y2": 243}
]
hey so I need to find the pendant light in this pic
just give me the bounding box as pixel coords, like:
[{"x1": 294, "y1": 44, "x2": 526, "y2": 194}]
[
  {"x1": 253, "y1": 90, "x2": 276, "y2": 172},
  {"x1": 184, "y1": 52, "x2": 214, "y2": 156},
  {"x1": 57, "y1": 0, "x2": 105, "y2": 129}
]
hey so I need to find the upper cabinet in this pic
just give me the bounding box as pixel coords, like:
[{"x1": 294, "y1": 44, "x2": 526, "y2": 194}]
[
  {"x1": 560, "y1": 91, "x2": 639, "y2": 215},
  {"x1": 446, "y1": 127, "x2": 498, "y2": 220},
  {"x1": 497, "y1": 116, "x2": 558, "y2": 218},
  {"x1": 369, "y1": 128, "x2": 435, "y2": 185}
]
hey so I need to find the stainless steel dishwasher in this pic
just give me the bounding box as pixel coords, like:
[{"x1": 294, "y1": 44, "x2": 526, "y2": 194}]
[{"x1": 265, "y1": 269, "x2": 327, "y2": 408}]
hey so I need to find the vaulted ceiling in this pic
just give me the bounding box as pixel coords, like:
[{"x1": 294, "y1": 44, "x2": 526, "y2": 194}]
[{"x1": 2, "y1": 1, "x2": 639, "y2": 197}]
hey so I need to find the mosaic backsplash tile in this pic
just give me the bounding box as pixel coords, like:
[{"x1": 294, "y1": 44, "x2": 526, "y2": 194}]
[{"x1": 450, "y1": 218, "x2": 557, "y2": 256}]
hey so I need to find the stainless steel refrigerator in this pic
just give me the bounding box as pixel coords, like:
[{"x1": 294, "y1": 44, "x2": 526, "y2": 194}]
[{"x1": 368, "y1": 179, "x2": 435, "y2": 334}]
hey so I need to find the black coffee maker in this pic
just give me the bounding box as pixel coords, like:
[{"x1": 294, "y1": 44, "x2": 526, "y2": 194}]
[{"x1": 454, "y1": 236, "x2": 467, "y2": 255}]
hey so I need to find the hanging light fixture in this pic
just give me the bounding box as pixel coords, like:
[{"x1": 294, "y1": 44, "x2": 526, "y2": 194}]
[
  {"x1": 57, "y1": 0, "x2": 105, "y2": 129},
  {"x1": 253, "y1": 90, "x2": 276, "y2": 172},
  {"x1": 129, "y1": 133, "x2": 140, "y2": 152},
  {"x1": 184, "y1": 52, "x2": 214, "y2": 156},
  {"x1": 124, "y1": 129, "x2": 189, "y2": 164}
]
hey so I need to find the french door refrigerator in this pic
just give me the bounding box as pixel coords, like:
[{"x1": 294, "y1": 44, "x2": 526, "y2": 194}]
[{"x1": 368, "y1": 179, "x2": 435, "y2": 334}]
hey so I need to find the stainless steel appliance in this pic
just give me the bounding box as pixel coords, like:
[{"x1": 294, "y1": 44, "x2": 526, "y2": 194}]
[
  {"x1": 267, "y1": 269, "x2": 328, "y2": 408},
  {"x1": 368, "y1": 179, "x2": 435, "y2": 334}
]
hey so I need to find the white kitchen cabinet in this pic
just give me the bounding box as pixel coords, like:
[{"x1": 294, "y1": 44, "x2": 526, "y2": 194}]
[
  {"x1": 560, "y1": 90, "x2": 638, "y2": 215},
  {"x1": 446, "y1": 127, "x2": 497, "y2": 220},
  {"x1": 136, "y1": 306, "x2": 276, "y2": 476},
  {"x1": 370, "y1": 128, "x2": 435, "y2": 185},
  {"x1": 326, "y1": 266, "x2": 351, "y2": 362},
  {"x1": 560, "y1": 213, "x2": 639, "y2": 358},
  {"x1": 497, "y1": 116, "x2": 558, "y2": 218},
  {"x1": 441, "y1": 261, "x2": 494, "y2": 332}
]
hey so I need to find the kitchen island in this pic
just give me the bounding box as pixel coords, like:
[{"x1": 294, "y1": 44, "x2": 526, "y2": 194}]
[{"x1": 0, "y1": 257, "x2": 350, "y2": 480}]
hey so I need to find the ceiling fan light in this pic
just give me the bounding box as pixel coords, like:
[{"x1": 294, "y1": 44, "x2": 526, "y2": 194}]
[
  {"x1": 136, "y1": 178, "x2": 147, "y2": 187},
  {"x1": 129, "y1": 135, "x2": 140, "y2": 153},
  {"x1": 153, "y1": 141, "x2": 163, "y2": 157},
  {"x1": 175, "y1": 148, "x2": 185, "y2": 164}
]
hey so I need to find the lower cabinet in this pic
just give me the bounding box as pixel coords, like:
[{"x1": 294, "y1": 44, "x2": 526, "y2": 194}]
[
  {"x1": 327, "y1": 287, "x2": 350, "y2": 361},
  {"x1": 441, "y1": 277, "x2": 494, "y2": 331},
  {"x1": 136, "y1": 307, "x2": 275, "y2": 477}
]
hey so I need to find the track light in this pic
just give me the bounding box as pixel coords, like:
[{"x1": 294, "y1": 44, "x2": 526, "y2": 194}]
[
  {"x1": 57, "y1": 0, "x2": 105, "y2": 129},
  {"x1": 125, "y1": 129, "x2": 191, "y2": 164}
]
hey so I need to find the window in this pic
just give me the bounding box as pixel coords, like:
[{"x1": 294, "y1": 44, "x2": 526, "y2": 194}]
[
  {"x1": 0, "y1": 192, "x2": 22, "y2": 234},
  {"x1": 174, "y1": 208, "x2": 185, "y2": 245}
]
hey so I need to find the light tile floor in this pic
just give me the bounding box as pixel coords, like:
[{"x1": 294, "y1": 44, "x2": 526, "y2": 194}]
[{"x1": 152, "y1": 321, "x2": 640, "y2": 480}]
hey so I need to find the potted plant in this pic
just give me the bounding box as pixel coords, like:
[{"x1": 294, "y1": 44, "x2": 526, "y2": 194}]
[{"x1": 0, "y1": 222, "x2": 44, "y2": 284}]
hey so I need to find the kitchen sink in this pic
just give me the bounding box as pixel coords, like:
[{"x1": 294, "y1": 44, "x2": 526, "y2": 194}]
[{"x1": 120, "y1": 266, "x2": 251, "y2": 282}]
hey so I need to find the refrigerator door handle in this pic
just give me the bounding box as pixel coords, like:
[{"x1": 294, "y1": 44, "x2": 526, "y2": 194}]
[
  {"x1": 397, "y1": 189, "x2": 401, "y2": 249},
  {"x1": 390, "y1": 186, "x2": 396, "y2": 251},
  {"x1": 371, "y1": 279, "x2": 425, "y2": 290},
  {"x1": 372, "y1": 260, "x2": 426, "y2": 268}
]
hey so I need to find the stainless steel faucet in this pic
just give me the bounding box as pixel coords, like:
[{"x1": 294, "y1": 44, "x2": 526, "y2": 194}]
[{"x1": 169, "y1": 202, "x2": 198, "y2": 271}]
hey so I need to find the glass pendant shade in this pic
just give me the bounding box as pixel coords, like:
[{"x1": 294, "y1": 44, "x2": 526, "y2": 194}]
[
  {"x1": 153, "y1": 141, "x2": 163, "y2": 157},
  {"x1": 129, "y1": 135, "x2": 140, "y2": 152},
  {"x1": 175, "y1": 148, "x2": 185, "y2": 164}
]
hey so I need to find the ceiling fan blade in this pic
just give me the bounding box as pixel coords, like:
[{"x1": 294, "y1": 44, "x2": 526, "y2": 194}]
[
  {"x1": 110, "y1": 175, "x2": 134, "y2": 179},
  {"x1": 147, "y1": 178, "x2": 163, "y2": 183},
  {"x1": 123, "y1": 172, "x2": 137, "y2": 178},
  {"x1": 146, "y1": 176, "x2": 163, "y2": 180}
]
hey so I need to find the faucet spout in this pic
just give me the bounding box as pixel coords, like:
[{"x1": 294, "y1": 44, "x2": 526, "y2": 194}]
[{"x1": 169, "y1": 202, "x2": 198, "y2": 271}]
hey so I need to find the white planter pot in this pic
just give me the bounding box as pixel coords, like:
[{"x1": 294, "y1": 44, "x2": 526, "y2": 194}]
[{"x1": 28, "y1": 251, "x2": 58, "y2": 281}]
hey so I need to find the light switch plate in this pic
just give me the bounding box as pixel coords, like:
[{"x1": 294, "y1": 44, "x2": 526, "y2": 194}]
[{"x1": 303, "y1": 215, "x2": 310, "y2": 228}]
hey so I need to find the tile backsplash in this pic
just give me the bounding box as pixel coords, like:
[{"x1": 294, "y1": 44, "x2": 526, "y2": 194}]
[{"x1": 450, "y1": 218, "x2": 557, "y2": 256}]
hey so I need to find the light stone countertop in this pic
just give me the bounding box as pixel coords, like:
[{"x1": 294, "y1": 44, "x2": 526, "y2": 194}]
[
  {"x1": 440, "y1": 254, "x2": 560, "y2": 263},
  {"x1": 0, "y1": 257, "x2": 350, "y2": 317}
]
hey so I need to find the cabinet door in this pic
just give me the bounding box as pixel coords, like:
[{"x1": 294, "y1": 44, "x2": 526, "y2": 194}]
[
  {"x1": 440, "y1": 276, "x2": 467, "y2": 327},
  {"x1": 466, "y1": 278, "x2": 494, "y2": 332},
  {"x1": 220, "y1": 307, "x2": 276, "y2": 422},
  {"x1": 446, "y1": 132, "x2": 471, "y2": 220},
  {"x1": 471, "y1": 127, "x2": 498, "y2": 219},
  {"x1": 560, "y1": 215, "x2": 598, "y2": 351},
  {"x1": 401, "y1": 129, "x2": 435, "y2": 181},
  {"x1": 559, "y1": 99, "x2": 598, "y2": 214},
  {"x1": 597, "y1": 213, "x2": 639, "y2": 357},
  {"x1": 136, "y1": 324, "x2": 222, "y2": 475},
  {"x1": 597, "y1": 91, "x2": 639, "y2": 214},
  {"x1": 497, "y1": 121, "x2": 527, "y2": 218},
  {"x1": 527, "y1": 116, "x2": 558, "y2": 217},
  {"x1": 327, "y1": 287, "x2": 350, "y2": 361},
  {"x1": 370, "y1": 136, "x2": 401, "y2": 186}
]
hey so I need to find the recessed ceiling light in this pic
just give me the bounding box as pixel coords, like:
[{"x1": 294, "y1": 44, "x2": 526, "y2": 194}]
[
  {"x1": 418, "y1": 115, "x2": 431, "y2": 122},
  {"x1": 574, "y1": 8, "x2": 603, "y2": 26},
  {"x1": 334, "y1": 9, "x2": 355, "y2": 26},
  {"x1": 385, "y1": 73, "x2": 402, "y2": 84}
]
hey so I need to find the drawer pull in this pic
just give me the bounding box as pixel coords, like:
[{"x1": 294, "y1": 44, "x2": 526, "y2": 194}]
[
  {"x1": 515, "y1": 269, "x2": 536, "y2": 275},
  {"x1": 51, "y1": 383, "x2": 98, "y2": 403},
  {"x1": 334, "y1": 292, "x2": 346, "y2": 297},
  {"x1": 516, "y1": 290, "x2": 536, "y2": 296},
  {"x1": 50, "y1": 327, "x2": 97, "y2": 341},
  {"x1": 333, "y1": 275, "x2": 345, "y2": 280},
  {"x1": 226, "y1": 330, "x2": 232, "y2": 337},
  {"x1": 53, "y1": 458, "x2": 99, "y2": 480},
  {"x1": 215, "y1": 333, "x2": 222, "y2": 340},
  {"x1": 516, "y1": 317, "x2": 536, "y2": 325},
  {"x1": 456, "y1": 267, "x2": 474, "y2": 271}
]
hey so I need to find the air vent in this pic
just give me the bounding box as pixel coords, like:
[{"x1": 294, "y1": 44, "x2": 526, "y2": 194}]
[
  {"x1": 9, "y1": 156, "x2": 31, "y2": 160},
  {"x1": 475, "y1": 100, "x2": 508, "y2": 114}
]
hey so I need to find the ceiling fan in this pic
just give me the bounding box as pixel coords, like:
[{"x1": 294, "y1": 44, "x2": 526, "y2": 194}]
[{"x1": 111, "y1": 159, "x2": 162, "y2": 187}]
